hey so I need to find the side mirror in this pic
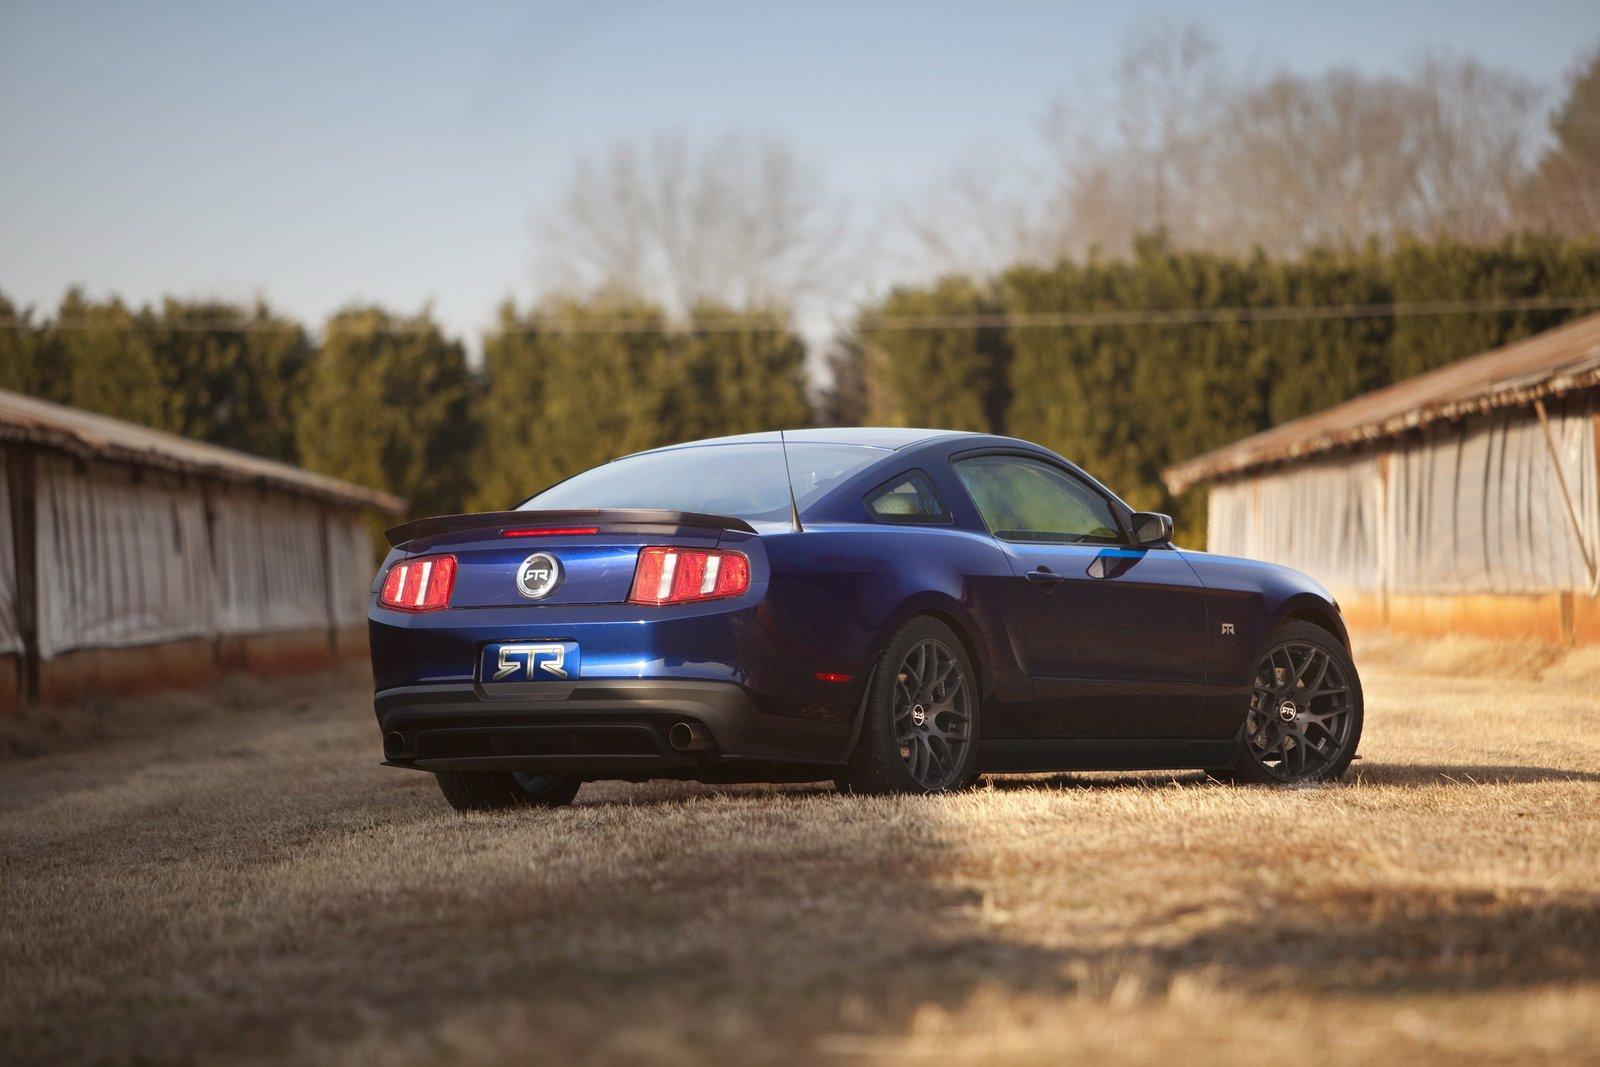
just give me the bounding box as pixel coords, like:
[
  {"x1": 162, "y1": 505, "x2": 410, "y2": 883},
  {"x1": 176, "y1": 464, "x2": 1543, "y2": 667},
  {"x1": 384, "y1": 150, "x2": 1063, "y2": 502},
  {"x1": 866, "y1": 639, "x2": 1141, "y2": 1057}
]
[{"x1": 1130, "y1": 511, "x2": 1173, "y2": 546}]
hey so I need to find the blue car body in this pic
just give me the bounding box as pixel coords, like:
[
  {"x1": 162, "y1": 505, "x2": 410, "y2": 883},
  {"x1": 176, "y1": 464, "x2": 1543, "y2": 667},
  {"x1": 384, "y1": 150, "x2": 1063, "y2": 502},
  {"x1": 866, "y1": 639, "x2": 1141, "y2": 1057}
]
[{"x1": 369, "y1": 429, "x2": 1347, "y2": 780}]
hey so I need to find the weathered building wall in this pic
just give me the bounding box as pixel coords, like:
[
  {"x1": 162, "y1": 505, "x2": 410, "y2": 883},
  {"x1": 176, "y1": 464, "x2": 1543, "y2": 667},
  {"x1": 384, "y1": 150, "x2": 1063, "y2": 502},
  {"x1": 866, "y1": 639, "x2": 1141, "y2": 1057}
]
[
  {"x1": 1, "y1": 445, "x2": 383, "y2": 712},
  {"x1": 0, "y1": 454, "x2": 21, "y2": 660},
  {"x1": 34, "y1": 456, "x2": 216, "y2": 659},
  {"x1": 1205, "y1": 392, "x2": 1600, "y2": 643}
]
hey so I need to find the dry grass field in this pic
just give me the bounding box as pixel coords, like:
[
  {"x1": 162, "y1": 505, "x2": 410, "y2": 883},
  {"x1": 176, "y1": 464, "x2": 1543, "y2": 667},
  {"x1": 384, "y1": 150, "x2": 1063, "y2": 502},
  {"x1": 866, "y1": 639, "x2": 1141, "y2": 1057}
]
[{"x1": 2, "y1": 635, "x2": 1598, "y2": 1065}]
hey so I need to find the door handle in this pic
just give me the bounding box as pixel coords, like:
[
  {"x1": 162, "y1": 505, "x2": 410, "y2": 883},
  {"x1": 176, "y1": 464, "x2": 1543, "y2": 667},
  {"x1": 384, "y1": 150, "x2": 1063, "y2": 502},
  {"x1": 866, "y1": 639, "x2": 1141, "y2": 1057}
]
[{"x1": 1025, "y1": 567, "x2": 1066, "y2": 585}]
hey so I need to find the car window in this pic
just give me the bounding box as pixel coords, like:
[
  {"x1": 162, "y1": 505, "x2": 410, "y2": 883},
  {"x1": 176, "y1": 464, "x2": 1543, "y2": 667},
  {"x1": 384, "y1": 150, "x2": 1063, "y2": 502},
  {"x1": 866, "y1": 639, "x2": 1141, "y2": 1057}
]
[
  {"x1": 518, "y1": 442, "x2": 885, "y2": 523},
  {"x1": 954, "y1": 455, "x2": 1123, "y2": 545},
  {"x1": 865, "y1": 471, "x2": 949, "y2": 524}
]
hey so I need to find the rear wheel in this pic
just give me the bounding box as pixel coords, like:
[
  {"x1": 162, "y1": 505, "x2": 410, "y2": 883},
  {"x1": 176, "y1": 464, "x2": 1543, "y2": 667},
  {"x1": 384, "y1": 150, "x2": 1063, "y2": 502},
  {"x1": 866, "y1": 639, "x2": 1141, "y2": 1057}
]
[
  {"x1": 1229, "y1": 620, "x2": 1363, "y2": 785},
  {"x1": 434, "y1": 770, "x2": 582, "y2": 812},
  {"x1": 838, "y1": 617, "x2": 979, "y2": 795}
]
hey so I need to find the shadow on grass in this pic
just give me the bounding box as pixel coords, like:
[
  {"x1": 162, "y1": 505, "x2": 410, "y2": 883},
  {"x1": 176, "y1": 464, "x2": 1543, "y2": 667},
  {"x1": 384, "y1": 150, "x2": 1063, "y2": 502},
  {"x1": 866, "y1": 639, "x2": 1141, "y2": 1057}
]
[
  {"x1": 982, "y1": 770, "x2": 1213, "y2": 791},
  {"x1": 1154, "y1": 886, "x2": 1600, "y2": 994},
  {"x1": 7, "y1": 712, "x2": 1600, "y2": 1063}
]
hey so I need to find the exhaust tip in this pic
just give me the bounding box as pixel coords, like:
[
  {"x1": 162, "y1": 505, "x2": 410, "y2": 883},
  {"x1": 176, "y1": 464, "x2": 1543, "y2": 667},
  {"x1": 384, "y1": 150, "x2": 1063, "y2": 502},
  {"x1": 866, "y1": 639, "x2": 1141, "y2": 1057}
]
[
  {"x1": 668, "y1": 721, "x2": 714, "y2": 753},
  {"x1": 383, "y1": 731, "x2": 407, "y2": 759}
]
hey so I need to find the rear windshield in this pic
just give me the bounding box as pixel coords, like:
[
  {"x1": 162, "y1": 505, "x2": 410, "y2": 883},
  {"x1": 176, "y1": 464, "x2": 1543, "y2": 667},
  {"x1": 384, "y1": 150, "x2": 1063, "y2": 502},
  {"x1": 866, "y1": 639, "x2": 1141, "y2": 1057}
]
[{"x1": 518, "y1": 443, "x2": 886, "y2": 522}]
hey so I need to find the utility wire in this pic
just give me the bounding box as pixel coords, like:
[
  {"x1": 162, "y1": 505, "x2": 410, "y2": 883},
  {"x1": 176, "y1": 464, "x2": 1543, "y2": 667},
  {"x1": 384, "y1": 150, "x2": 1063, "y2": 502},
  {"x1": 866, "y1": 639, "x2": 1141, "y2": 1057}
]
[
  {"x1": 857, "y1": 294, "x2": 1600, "y2": 331},
  {"x1": 5, "y1": 294, "x2": 1599, "y2": 337}
]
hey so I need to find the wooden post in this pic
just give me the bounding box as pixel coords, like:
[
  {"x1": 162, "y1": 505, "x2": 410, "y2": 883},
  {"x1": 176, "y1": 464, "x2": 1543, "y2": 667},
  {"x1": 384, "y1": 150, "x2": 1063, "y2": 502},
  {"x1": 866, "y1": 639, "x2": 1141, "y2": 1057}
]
[
  {"x1": 318, "y1": 505, "x2": 337, "y2": 655},
  {"x1": 1375, "y1": 447, "x2": 1390, "y2": 626},
  {"x1": 201, "y1": 480, "x2": 225, "y2": 670},
  {"x1": 1533, "y1": 398, "x2": 1597, "y2": 590},
  {"x1": 7, "y1": 447, "x2": 39, "y2": 706}
]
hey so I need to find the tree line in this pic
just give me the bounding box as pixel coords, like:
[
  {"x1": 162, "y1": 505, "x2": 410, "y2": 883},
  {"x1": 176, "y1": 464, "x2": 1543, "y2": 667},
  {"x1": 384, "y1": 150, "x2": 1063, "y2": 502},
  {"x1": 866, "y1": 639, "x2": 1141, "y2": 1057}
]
[
  {"x1": 842, "y1": 233, "x2": 1600, "y2": 540},
  {"x1": 0, "y1": 292, "x2": 809, "y2": 523},
  {"x1": 6, "y1": 232, "x2": 1600, "y2": 548}
]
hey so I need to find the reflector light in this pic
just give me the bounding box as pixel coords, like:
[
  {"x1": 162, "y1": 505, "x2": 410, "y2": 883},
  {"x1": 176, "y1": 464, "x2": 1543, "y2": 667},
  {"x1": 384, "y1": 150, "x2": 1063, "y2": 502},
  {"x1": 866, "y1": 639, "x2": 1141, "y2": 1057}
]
[
  {"x1": 500, "y1": 527, "x2": 599, "y2": 538},
  {"x1": 379, "y1": 554, "x2": 457, "y2": 612},
  {"x1": 628, "y1": 547, "x2": 750, "y2": 605},
  {"x1": 815, "y1": 672, "x2": 852, "y2": 684}
]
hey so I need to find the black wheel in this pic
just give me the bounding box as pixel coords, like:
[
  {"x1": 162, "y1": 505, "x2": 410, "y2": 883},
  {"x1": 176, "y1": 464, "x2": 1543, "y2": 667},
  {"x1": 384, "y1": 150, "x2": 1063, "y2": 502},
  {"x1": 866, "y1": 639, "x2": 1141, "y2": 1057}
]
[
  {"x1": 434, "y1": 770, "x2": 582, "y2": 812},
  {"x1": 839, "y1": 616, "x2": 979, "y2": 795},
  {"x1": 1230, "y1": 621, "x2": 1363, "y2": 785}
]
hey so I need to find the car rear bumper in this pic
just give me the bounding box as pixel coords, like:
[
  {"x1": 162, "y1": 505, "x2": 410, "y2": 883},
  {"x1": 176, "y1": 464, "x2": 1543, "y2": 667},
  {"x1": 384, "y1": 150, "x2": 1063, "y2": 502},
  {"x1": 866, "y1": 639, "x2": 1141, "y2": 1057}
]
[{"x1": 374, "y1": 679, "x2": 855, "y2": 778}]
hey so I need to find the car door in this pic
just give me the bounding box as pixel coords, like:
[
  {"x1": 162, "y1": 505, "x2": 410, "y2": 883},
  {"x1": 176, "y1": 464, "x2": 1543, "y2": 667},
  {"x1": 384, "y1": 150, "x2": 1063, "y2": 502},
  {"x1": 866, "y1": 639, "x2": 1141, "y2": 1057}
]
[{"x1": 952, "y1": 453, "x2": 1209, "y2": 738}]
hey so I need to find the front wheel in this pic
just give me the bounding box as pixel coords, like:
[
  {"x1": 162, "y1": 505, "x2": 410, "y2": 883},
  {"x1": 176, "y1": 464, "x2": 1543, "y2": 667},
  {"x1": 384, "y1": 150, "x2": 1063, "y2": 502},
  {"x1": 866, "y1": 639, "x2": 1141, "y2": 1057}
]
[
  {"x1": 1229, "y1": 620, "x2": 1363, "y2": 785},
  {"x1": 838, "y1": 616, "x2": 979, "y2": 795},
  {"x1": 434, "y1": 770, "x2": 582, "y2": 812}
]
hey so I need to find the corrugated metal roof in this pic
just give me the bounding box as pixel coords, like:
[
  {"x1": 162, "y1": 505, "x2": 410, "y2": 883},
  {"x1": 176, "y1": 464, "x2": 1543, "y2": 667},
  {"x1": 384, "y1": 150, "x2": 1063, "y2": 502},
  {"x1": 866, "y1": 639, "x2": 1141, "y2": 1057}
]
[
  {"x1": 0, "y1": 389, "x2": 406, "y2": 513},
  {"x1": 1164, "y1": 311, "x2": 1600, "y2": 493}
]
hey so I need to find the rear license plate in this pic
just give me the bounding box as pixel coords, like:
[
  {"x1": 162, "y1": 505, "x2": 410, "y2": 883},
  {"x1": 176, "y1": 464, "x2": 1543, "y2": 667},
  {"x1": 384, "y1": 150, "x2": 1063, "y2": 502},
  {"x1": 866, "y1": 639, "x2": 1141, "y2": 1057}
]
[{"x1": 480, "y1": 641, "x2": 580, "y2": 683}]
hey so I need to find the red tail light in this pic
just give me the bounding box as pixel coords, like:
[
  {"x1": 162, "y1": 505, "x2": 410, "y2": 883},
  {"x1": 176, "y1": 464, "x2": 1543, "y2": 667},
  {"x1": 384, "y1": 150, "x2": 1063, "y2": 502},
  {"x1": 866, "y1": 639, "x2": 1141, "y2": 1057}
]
[
  {"x1": 379, "y1": 554, "x2": 457, "y2": 612},
  {"x1": 628, "y1": 547, "x2": 750, "y2": 605}
]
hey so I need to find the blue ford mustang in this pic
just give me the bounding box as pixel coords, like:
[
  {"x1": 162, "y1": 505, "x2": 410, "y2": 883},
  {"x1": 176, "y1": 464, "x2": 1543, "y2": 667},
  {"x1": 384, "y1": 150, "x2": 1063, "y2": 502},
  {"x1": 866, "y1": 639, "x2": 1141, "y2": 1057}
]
[{"x1": 370, "y1": 428, "x2": 1363, "y2": 810}]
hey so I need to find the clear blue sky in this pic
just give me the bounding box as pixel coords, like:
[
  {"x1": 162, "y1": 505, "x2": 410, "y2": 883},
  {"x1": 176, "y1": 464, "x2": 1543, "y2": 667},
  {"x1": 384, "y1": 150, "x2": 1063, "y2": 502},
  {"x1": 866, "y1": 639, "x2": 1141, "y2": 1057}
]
[{"x1": 4, "y1": 0, "x2": 1599, "y2": 351}]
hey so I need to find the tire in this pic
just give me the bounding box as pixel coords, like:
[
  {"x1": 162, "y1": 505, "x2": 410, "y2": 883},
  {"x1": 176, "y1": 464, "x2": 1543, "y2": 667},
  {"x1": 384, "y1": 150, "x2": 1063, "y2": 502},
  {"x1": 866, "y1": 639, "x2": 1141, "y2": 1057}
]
[
  {"x1": 1229, "y1": 620, "x2": 1363, "y2": 785},
  {"x1": 434, "y1": 771, "x2": 582, "y2": 812},
  {"x1": 838, "y1": 616, "x2": 980, "y2": 795}
]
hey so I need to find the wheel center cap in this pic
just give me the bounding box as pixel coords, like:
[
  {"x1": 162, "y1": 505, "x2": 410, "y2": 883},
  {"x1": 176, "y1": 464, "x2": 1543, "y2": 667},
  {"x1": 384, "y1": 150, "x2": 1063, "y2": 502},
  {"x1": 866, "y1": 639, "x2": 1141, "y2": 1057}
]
[
  {"x1": 1278, "y1": 700, "x2": 1298, "y2": 723},
  {"x1": 911, "y1": 704, "x2": 927, "y2": 727}
]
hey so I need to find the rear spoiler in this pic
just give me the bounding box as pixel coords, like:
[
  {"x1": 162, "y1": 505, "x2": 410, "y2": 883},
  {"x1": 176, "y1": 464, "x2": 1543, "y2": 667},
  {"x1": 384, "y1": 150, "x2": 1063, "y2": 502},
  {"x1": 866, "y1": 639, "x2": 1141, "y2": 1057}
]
[{"x1": 385, "y1": 508, "x2": 757, "y2": 547}]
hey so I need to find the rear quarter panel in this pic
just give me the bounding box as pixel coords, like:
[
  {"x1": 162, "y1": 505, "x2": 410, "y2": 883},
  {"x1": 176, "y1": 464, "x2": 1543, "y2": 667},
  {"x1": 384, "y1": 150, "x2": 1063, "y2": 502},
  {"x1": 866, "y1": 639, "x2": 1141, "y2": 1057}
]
[{"x1": 758, "y1": 523, "x2": 1030, "y2": 731}]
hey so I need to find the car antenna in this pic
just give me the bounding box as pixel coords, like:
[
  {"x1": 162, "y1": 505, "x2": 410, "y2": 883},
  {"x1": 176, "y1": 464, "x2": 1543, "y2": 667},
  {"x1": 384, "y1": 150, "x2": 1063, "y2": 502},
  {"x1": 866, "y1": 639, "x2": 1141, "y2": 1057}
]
[{"x1": 779, "y1": 429, "x2": 804, "y2": 533}]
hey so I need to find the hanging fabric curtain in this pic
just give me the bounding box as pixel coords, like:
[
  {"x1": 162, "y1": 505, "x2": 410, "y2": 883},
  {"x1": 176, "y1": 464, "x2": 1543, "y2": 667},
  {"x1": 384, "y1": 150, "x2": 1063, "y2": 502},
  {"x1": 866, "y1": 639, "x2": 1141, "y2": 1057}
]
[
  {"x1": 211, "y1": 490, "x2": 333, "y2": 635},
  {"x1": 33, "y1": 456, "x2": 215, "y2": 659},
  {"x1": 1206, "y1": 394, "x2": 1598, "y2": 596},
  {"x1": 324, "y1": 511, "x2": 376, "y2": 629}
]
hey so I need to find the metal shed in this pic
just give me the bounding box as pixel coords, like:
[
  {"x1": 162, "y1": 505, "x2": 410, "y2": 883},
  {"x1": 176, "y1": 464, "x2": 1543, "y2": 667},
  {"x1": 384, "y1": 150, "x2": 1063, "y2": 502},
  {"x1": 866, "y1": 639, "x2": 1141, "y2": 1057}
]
[
  {"x1": 1164, "y1": 313, "x2": 1600, "y2": 645},
  {"x1": 0, "y1": 389, "x2": 405, "y2": 709}
]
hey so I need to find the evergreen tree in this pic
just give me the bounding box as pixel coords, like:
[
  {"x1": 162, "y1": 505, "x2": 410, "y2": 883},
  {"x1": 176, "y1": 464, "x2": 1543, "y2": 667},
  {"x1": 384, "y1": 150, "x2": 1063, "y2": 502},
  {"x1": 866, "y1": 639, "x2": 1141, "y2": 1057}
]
[
  {"x1": 863, "y1": 277, "x2": 1009, "y2": 432},
  {"x1": 680, "y1": 305, "x2": 810, "y2": 439},
  {"x1": 1518, "y1": 48, "x2": 1600, "y2": 236},
  {"x1": 1, "y1": 291, "x2": 311, "y2": 461},
  {"x1": 298, "y1": 306, "x2": 478, "y2": 518},
  {"x1": 472, "y1": 300, "x2": 811, "y2": 512},
  {"x1": 0, "y1": 292, "x2": 55, "y2": 399},
  {"x1": 150, "y1": 299, "x2": 312, "y2": 462},
  {"x1": 817, "y1": 335, "x2": 869, "y2": 426},
  {"x1": 47, "y1": 289, "x2": 170, "y2": 429},
  {"x1": 1389, "y1": 235, "x2": 1600, "y2": 378},
  {"x1": 471, "y1": 300, "x2": 680, "y2": 510}
]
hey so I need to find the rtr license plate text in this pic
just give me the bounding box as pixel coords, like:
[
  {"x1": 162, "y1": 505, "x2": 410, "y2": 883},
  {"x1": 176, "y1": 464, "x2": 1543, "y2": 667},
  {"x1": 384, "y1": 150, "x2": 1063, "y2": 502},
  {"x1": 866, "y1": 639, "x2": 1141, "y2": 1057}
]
[{"x1": 480, "y1": 641, "x2": 580, "y2": 683}]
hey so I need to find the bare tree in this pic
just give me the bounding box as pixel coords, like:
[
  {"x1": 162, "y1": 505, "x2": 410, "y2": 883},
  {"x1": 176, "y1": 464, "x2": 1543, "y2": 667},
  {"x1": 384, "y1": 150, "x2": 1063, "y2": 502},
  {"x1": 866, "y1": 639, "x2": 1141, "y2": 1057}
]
[
  {"x1": 1407, "y1": 55, "x2": 1540, "y2": 241},
  {"x1": 1215, "y1": 68, "x2": 1426, "y2": 253},
  {"x1": 903, "y1": 21, "x2": 1548, "y2": 269},
  {"x1": 1214, "y1": 56, "x2": 1538, "y2": 252},
  {"x1": 536, "y1": 131, "x2": 850, "y2": 318},
  {"x1": 1039, "y1": 20, "x2": 1229, "y2": 257},
  {"x1": 897, "y1": 157, "x2": 1068, "y2": 277}
]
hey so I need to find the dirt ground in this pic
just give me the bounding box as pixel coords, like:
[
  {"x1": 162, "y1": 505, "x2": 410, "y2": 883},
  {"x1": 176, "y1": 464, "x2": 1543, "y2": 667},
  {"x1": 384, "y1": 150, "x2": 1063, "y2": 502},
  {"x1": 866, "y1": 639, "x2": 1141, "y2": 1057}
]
[{"x1": 2, "y1": 636, "x2": 1598, "y2": 1065}]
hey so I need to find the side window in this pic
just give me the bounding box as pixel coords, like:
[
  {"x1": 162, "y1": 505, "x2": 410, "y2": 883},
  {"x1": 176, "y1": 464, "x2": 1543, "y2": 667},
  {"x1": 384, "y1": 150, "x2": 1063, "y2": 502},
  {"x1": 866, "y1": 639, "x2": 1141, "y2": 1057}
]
[
  {"x1": 865, "y1": 470, "x2": 950, "y2": 524},
  {"x1": 954, "y1": 455, "x2": 1123, "y2": 545}
]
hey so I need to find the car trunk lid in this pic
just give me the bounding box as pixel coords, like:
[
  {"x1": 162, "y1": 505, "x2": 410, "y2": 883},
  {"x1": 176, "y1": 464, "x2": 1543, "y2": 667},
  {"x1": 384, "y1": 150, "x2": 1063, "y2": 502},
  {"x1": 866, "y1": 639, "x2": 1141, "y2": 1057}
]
[{"x1": 388, "y1": 509, "x2": 753, "y2": 608}]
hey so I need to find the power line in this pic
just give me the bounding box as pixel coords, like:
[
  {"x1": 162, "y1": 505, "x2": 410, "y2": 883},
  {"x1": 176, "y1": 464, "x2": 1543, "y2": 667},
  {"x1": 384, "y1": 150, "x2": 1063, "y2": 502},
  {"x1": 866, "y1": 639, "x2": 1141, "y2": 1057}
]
[
  {"x1": 858, "y1": 294, "x2": 1600, "y2": 331},
  {"x1": 0, "y1": 314, "x2": 792, "y2": 337},
  {"x1": 2, "y1": 294, "x2": 1599, "y2": 338}
]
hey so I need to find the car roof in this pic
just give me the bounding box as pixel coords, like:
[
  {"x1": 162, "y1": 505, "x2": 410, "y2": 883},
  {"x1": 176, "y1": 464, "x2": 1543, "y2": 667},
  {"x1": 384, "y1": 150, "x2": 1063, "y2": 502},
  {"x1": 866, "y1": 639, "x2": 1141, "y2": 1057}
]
[{"x1": 629, "y1": 427, "x2": 979, "y2": 455}]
